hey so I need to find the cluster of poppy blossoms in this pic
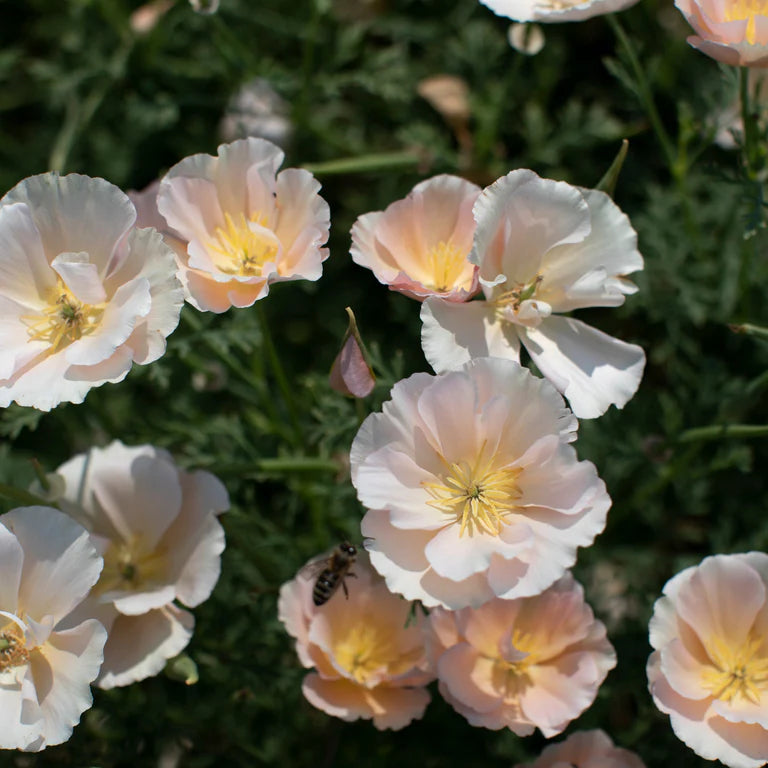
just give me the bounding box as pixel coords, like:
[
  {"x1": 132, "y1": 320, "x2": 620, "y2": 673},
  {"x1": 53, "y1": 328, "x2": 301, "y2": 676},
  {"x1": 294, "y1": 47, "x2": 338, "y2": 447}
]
[{"x1": 0, "y1": 444, "x2": 228, "y2": 750}]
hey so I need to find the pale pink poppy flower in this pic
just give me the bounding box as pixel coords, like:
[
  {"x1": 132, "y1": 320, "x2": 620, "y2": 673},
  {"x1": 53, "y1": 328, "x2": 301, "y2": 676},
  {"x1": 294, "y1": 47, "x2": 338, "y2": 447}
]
[
  {"x1": 675, "y1": 0, "x2": 768, "y2": 67},
  {"x1": 351, "y1": 357, "x2": 610, "y2": 610},
  {"x1": 351, "y1": 175, "x2": 481, "y2": 302},
  {"x1": 421, "y1": 169, "x2": 645, "y2": 419},
  {"x1": 515, "y1": 729, "x2": 647, "y2": 768},
  {"x1": 52, "y1": 440, "x2": 228, "y2": 689},
  {"x1": 430, "y1": 575, "x2": 616, "y2": 736},
  {"x1": 0, "y1": 505, "x2": 107, "y2": 751},
  {"x1": 480, "y1": 0, "x2": 639, "y2": 22},
  {"x1": 157, "y1": 137, "x2": 330, "y2": 312},
  {"x1": 278, "y1": 551, "x2": 433, "y2": 730},
  {"x1": 0, "y1": 173, "x2": 183, "y2": 411},
  {"x1": 647, "y1": 552, "x2": 768, "y2": 768}
]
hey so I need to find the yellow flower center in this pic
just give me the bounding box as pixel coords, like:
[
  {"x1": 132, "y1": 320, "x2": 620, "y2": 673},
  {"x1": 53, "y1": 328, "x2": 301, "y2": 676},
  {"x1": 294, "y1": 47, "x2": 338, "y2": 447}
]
[
  {"x1": 701, "y1": 634, "x2": 768, "y2": 704},
  {"x1": 95, "y1": 538, "x2": 167, "y2": 595},
  {"x1": 21, "y1": 281, "x2": 105, "y2": 353},
  {"x1": 493, "y1": 274, "x2": 543, "y2": 317},
  {"x1": 333, "y1": 622, "x2": 399, "y2": 686},
  {"x1": 724, "y1": 0, "x2": 768, "y2": 44},
  {"x1": 423, "y1": 447, "x2": 523, "y2": 537},
  {"x1": 423, "y1": 240, "x2": 470, "y2": 293},
  {"x1": 490, "y1": 629, "x2": 539, "y2": 698},
  {"x1": 0, "y1": 624, "x2": 29, "y2": 673},
  {"x1": 210, "y1": 211, "x2": 279, "y2": 276}
]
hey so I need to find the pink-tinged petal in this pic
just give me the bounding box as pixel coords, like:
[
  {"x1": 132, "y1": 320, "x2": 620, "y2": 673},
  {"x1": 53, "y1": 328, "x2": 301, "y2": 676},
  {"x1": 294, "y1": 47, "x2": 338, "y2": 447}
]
[
  {"x1": 302, "y1": 674, "x2": 371, "y2": 721},
  {"x1": 0, "y1": 202, "x2": 54, "y2": 305},
  {"x1": 278, "y1": 577, "x2": 315, "y2": 668},
  {"x1": 50, "y1": 253, "x2": 107, "y2": 305},
  {"x1": 183, "y1": 269, "x2": 269, "y2": 313},
  {"x1": 420, "y1": 297, "x2": 521, "y2": 374},
  {"x1": 168, "y1": 471, "x2": 228, "y2": 607},
  {"x1": 64, "y1": 278, "x2": 151, "y2": 367},
  {"x1": 108, "y1": 585, "x2": 177, "y2": 616},
  {"x1": 438, "y1": 644, "x2": 503, "y2": 713},
  {"x1": 0, "y1": 520, "x2": 23, "y2": 614},
  {"x1": 0, "y1": 294, "x2": 50, "y2": 381},
  {"x1": 460, "y1": 599, "x2": 521, "y2": 658},
  {"x1": 472, "y1": 170, "x2": 591, "y2": 288},
  {"x1": 157, "y1": 175, "x2": 224, "y2": 247},
  {"x1": 420, "y1": 567, "x2": 497, "y2": 610},
  {"x1": 362, "y1": 685, "x2": 431, "y2": 730},
  {"x1": 660, "y1": 639, "x2": 711, "y2": 701},
  {"x1": 648, "y1": 594, "x2": 682, "y2": 651},
  {"x1": 219, "y1": 137, "x2": 282, "y2": 216},
  {"x1": 712, "y1": 696, "x2": 768, "y2": 729},
  {"x1": 520, "y1": 316, "x2": 645, "y2": 419},
  {"x1": 708, "y1": 717, "x2": 768, "y2": 766},
  {"x1": 82, "y1": 442, "x2": 181, "y2": 549},
  {"x1": 540, "y1": 188, "x2": 642, "y2": 312},
  {"x1": 127, "y1": 180, "x2": 167, "y2": 233},
  {"x1": 273, "y1": 168, "x2": 330, "y2": 279},
  {"x1": 0, "y1": 670, "x2": 42, "y2": 750},
  {"x1": 425, "y1": 522, "x2": 532, "y2": 581},
  {"x1": 516, "y1": 729, "x2": 646, "y2": 768},
  {"x1": 675, "y1": 556, "x2": 765, "y2": 652},
  {"x1": 2, "y1": 174, "x2": 137, "y2": 272},
  {"x1": 97, "y1": 605, "x2": 194, "y2": 689},
  {"x1": 330, "y1": 334, "x2": 375, "y2": 398},
  {"x1": 0, "y1": 506, "x2": 102, "y2": 624}
]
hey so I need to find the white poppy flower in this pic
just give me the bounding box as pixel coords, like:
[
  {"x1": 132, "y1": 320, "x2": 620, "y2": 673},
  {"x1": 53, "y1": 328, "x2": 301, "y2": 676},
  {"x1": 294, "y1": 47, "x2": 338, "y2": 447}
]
[
  {"x1": 0, "y1": 506, "x2": 106, "y2": 751},
  {"x1": 421, "y1": 169, "x2": 645, "y2": 419},
  {"x1": 53, "y1": 441, "x2": 228, "y2": 689},
  {"x1": 480, "y1": 0, "x2": 640, "y2": 23},
  {"x1": 0, "y1": 173, "x2": 184, "y2": 411}
]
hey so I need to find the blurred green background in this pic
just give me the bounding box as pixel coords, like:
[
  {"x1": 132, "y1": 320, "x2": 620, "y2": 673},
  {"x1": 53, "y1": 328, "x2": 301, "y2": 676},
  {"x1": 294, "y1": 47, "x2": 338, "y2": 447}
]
[{"x1": 1, "y1": 0, "x2": 767, "y2": 765}]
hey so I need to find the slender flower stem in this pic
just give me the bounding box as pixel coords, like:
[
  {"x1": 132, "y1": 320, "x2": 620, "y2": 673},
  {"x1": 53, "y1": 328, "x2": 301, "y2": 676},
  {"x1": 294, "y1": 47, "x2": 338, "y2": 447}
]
[
  {"x1": 678, "y1": 424, "x2": 768, "y2": 443},
  {"x1": 730, "y1": 322, "x2": 768, "y2": 340},
  {"x1": 256, "y1": 303, "x2": 303, "y2": 447},
  {"x1": 740, "y1": 67, "x2": 760, "y2": 179},
  {"x1": 0, "y1": 483, "x2": 55, "y2": 507},
  {"x1": 303, "y1": 151, "x2": 424, "y2": 178},
  {"x1": 607, "y1": 15, "x2": 675, "y2": 169}
]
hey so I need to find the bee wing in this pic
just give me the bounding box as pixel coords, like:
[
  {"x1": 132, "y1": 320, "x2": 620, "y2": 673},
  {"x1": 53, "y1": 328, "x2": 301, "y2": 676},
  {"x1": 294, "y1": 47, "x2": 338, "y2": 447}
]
[{"x1": 298, "y1": 555, "x2": 330, "y2": 580}]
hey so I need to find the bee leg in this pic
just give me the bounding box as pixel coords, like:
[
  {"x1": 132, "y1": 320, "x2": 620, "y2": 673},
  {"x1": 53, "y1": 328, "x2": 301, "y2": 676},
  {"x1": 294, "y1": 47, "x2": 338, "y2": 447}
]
[{"x1": 342, "y1": 580, "x2": 350, "y2": 599}]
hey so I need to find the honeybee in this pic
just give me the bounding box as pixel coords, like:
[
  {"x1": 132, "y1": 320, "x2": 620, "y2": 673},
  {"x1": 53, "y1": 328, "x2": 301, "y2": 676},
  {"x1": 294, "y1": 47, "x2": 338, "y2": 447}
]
[{"x1": 302, "y1": 541, "x2": 358, "y2": 606}]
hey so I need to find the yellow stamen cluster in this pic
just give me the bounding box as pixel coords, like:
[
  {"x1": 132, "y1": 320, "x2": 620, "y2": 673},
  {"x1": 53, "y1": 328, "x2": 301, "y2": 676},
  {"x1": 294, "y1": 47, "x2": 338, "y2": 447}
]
[
  {"x1": 493, "y1": 274, "x2": 543, "y2": 316},
  {"x1": 701, "y1": 634, "x2": 768, "y2": 704},
  {"x1": 423, "y1": 240, "x2": 469, "y2": 293},
  {"x1": 724, "y1": 0, "x2": 768, "y2": 44},
  {"x1": 21, "y1": 282, "x2": 105, "y2": 353},
  {"x1": 491, "y1": 629, "x2": 538, "y2": 698},
  {"x1": 210, "y1": 211, "x2": 278, "y2": 276},
  {"x1": 423, "y1": 448, "x2": 523, "y2": 537},
  {"x1": 96, "y1": 538, "x2": 167, "y2": 595},
  {"x1": 0, "y1": 625, "x2": 29, "y2": 673},
  {"x1": 333, "y1": 622, "x2": 400, "y2": 686}
]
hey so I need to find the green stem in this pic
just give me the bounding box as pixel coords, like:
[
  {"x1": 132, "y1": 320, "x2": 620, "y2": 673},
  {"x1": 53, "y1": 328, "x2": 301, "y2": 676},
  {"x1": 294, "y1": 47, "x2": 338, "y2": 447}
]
[
  {"x1": 213, "y1": 458, "x2": 339, "y2": 475},
  {"x1": 0, "y1": 483, "x2": 55, "y2": 507},
  {"x1": 48, "y1": 37, "x2": 133, "y2": 173},
  {"x1": 303, "y1": 151, "x2": 424, "y2": 178},
  {"x1": 730, "y1": 322, "x2": 768, "y2": 340},
  {"x1": 740, "y1": 67, "x2": 760, "y2": 179},
  {"x1": 678, "y1": 424, "x2": 768, "y2": 443},
  {"x1": 256, "y1": 303, "x2": 303, "y2": 447},
  {"x1": 607, "y1": 15, "x2": 675, "y2": 169}
]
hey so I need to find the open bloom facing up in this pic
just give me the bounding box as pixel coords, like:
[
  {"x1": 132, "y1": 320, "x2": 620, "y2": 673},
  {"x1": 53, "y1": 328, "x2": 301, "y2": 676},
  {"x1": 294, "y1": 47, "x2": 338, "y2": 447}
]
[
  {"x1": 351, "y1": 175, "x2": 481, "y2": 302},
  {"x1": 479, "y1": 0, "x2": 640, "y2": 22},
  {"x1": 648, "y1": 552, "x2": 768, "y2": 768},
  {"x1": 675, "y1": 0, "x2": 768, "y2": 66},
  {"x1": 430, "y1": 575, "x2": 616, "y2": 736},
  {"x1": 0, "y1": 506, "x2": 107, "y2": 751},
  {"x1": 421, "y1": 169, "x2": 645, "y2": 419},
  {"x1": 351, "y1": 357, "x2": 610, "y2": 610},
  {"x1": 53, "y1": 441, "x2": 228, "y2": 689},
  {"x1": 278, "y1": 552, "x2": 433, "y2": 730},
  {"x1": 0, "y1": 173, "x2": 183, "y2": 411},
  {"x1": 157, "y1": 137, "x2": 330, "y2": 312},
  {"x1": 515, "y1": 729, "x2": 646, "y2": 768}
]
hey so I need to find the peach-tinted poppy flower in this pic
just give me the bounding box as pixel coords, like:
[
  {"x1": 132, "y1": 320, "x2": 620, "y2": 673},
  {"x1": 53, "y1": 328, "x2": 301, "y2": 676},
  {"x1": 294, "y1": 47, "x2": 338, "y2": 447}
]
[
  {"x1": 0, "y1": 173, "x2": 183, "y2": 411},
  {"x1": 421, "y1": 169, "x2": 645, "y2": 419},
  {"x1": 515, "y1": 729, "x2": 646, "y2": 768},
  {"x1": 648, "y1": 552, "x2": 768, "y2": 768},
  {"x1": 157, "y1": 138, "x2": 330, "y2": 312},
  {"x1": 0, "y1": 506, "x2": 107, "y2": 751},
  {"x1": 52, "y1": 441, "x2": 228, "y2": 689},
  {"x1": 430, "y1": 574, "x2": 616, "y2": 736},
  {"x1": 351, "y1": 175, "x2": 481, "y2": 302},
  {"x1": 278, "y1": 551, "x2": 433, "y2": 730},
  {"x1": 351, "y1": 357, "x2": 610, "y2": 610},
  {"x1": 480, "y1": 0, "x2": 639, "y2": 22},
  {"x1": 675, "y1": 0, "x2": 768, "y2": 67}
]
